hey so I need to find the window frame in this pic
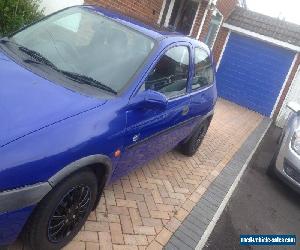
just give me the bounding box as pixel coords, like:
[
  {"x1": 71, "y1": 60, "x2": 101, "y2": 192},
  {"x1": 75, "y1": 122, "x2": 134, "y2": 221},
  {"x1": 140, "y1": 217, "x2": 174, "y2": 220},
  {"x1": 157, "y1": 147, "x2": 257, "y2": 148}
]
[
  {"x1": 204, "y1": 9, "x2": 223, "y2": 49},
  {"x1": 191, "y1": 47, "x2": 215, "y2": 92},
  {"x1": 138, "y1": 43, "x2": 192, "y2": 100}
]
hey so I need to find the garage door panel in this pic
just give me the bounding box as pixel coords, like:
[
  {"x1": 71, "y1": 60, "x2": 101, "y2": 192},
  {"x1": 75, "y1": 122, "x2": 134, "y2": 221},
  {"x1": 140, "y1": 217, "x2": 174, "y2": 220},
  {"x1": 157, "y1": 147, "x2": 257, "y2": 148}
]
[{"x1": 217, "y1": 33, "x2": 295, "y2": 116}]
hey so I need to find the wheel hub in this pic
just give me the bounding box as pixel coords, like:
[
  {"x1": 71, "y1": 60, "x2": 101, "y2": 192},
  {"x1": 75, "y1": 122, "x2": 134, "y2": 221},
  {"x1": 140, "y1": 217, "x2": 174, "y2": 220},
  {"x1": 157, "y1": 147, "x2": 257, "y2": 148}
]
[{"x1": 47, "y1": 185, "x2": 91, "y2": 243}]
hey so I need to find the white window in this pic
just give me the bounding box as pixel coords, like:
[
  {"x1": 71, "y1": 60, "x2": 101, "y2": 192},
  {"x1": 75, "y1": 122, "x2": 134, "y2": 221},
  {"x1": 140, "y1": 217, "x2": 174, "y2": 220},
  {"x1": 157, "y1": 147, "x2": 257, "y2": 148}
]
[{"x1": 205, "y1": 10, "x2": 223, "y2": 48}]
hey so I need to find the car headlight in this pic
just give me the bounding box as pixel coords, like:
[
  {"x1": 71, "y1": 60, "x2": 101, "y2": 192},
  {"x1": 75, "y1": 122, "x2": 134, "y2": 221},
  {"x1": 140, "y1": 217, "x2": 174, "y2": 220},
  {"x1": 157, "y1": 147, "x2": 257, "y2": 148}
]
[{"x1": 291, "y1": 131, "x2": 300, "y2": 155}]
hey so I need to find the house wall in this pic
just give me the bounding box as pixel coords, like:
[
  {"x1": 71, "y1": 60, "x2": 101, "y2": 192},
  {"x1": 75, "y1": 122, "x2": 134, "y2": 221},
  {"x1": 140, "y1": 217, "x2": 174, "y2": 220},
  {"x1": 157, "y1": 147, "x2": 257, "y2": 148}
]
[
  {"x1": 189, "y1": 0, "x2": 237, "y2": 61},
  {"x1": 85, "y1": 0, "x2": 164, "y2": 26},
  {"x1": 212, "y1": 27, "x2": 229, "y2": 65},
  {"x1": 84, "y1": 0, "x2": 237, "y2": 64},
  {"x1": 40, "y1": 0, "x2": 84, "y2": 15},
  {"x1": 274, "y1": 54, "x2": 300, "y2": 118}
]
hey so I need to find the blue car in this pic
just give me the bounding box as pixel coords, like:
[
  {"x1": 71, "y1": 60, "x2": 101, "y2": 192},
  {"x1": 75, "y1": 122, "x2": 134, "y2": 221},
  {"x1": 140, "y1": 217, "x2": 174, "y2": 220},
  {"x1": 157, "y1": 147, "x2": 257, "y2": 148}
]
[{"x1": 0, "y1": 5, "x2": 217, "y2": 249}]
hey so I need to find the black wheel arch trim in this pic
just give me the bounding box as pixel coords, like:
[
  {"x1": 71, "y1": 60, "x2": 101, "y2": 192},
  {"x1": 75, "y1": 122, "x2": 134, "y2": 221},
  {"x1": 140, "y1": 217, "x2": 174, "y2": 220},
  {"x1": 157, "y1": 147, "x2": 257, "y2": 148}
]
[
  {"x1": 0, "y1": 155, "x2": 112, "y2": 214},
  {"x1": 0, "y1": 182, "x2": 52, "y2": 214},
  {"x1": 48, "y1": 154, "x2": 113, "y2": 210}
]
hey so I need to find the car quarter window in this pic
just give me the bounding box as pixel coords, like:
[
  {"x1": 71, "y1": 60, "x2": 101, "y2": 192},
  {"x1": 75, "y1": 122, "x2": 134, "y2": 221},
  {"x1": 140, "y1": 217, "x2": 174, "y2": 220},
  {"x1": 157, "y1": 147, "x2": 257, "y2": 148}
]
[
  {"x1": 142, "y1": 46, "x2": 190, "y2": 99},
  {"x1": 192, "y1": 47, "x2": 214, "y2": 90}
]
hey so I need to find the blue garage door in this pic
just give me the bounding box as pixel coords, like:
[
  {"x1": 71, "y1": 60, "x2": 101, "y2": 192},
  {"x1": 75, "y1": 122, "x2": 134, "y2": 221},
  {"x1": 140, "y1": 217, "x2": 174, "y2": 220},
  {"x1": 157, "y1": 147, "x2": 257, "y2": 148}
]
[{"x1": 217, "y1": 32, "x2": 295, "y2": 116}]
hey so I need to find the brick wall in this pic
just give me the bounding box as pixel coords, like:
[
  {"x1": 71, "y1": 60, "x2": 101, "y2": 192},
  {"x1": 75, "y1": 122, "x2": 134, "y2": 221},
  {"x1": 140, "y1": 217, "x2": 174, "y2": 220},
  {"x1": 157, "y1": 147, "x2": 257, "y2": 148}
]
[
  {"x1": 216, "y1": 0, "x2": 237, "y2": 20},
  {"x1": 212, "y1": 27, "x2": 229, "y2": 64},
  {"x1": 85, "y1": 0, "x2": 164, "y2": 26},
  {"x1": 274, "y1": 54, "x2": 300, "y2": 117},
  {"x1": 190, "y1": 0, "x2": 237, "y2": 47},
  {"x1": 85, "y1": 0, "x2": 237, "y2": 64},
  {"x1": 190, "y1": 1, "x2": 208, "y2": 38}
]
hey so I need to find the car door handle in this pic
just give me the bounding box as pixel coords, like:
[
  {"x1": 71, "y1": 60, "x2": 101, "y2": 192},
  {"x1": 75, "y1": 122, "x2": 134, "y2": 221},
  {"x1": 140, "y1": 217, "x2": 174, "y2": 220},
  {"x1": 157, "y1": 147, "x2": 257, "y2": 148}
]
[{"x1": 182, "y1": 105, "x2": 189, "y2": 116}]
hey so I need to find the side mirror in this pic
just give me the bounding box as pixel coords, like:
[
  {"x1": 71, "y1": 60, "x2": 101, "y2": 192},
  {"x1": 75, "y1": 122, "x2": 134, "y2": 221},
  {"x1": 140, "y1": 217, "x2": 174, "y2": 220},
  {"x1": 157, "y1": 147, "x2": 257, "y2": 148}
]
[
  {"x1": 130, "y1": 90, "x2": 168, "y2": 110},
  {"x1": 287, "y1": 102, "x2": 300, "y2": 114}
]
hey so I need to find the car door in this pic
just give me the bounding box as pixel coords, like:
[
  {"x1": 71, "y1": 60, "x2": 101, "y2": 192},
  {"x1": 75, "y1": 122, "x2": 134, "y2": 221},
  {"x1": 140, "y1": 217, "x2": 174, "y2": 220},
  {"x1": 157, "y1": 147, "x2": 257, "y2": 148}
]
[
  {"x1": 189, "y1": 47, "x2": 216, "y2": 121},
  {"x1": 112, "y1": 43, "x2": 193, "y2": 179}
]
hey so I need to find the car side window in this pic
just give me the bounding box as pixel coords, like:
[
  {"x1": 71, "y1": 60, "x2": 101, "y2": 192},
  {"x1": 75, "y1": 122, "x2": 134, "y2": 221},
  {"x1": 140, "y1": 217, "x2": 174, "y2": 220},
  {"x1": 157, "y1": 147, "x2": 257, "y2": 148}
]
[
  {"x1": 192, "y1": 48, "x2": 214, "y2": 90},
  {"x1": 143, "y1": 46, "x2": 190, "y2": 99}
]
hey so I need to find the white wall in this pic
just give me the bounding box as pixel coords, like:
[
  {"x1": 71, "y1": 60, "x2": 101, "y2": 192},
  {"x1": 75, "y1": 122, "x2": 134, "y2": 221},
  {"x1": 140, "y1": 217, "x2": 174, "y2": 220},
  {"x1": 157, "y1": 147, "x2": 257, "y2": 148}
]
[{"x1": 40, "y1": 0, "x2": 84, "y2": 15}]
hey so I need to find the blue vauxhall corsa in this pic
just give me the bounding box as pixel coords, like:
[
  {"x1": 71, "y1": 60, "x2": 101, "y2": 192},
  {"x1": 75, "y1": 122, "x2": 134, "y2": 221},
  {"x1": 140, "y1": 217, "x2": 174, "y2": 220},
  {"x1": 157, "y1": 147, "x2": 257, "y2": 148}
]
[{"x1": 0, "y1": 5, "x2": 217, "y2": 249}]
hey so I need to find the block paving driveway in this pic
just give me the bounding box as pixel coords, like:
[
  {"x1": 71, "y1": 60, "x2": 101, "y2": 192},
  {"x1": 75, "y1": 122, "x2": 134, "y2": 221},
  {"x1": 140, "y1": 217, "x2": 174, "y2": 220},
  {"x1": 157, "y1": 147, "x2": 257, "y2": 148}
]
[{"x1": 10, "y1": 99, "x2": 262, "y2": 250}]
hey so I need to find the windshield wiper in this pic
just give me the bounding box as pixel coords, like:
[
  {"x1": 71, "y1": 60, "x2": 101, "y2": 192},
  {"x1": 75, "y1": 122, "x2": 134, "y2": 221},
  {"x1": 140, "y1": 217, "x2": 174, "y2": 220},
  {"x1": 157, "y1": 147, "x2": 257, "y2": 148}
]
[
  {"x1": 18, "y1": 46, "x2": 57, "y2": 69},
  {"x1": 0, "y1": 37, "x2": 9, "y2": 44},
  {"x1": 12, "y1": 44, "x2": 117, "y2": 95},
  {"x1": 60, "y1": 71, "x2": 117, "y2": 95}
]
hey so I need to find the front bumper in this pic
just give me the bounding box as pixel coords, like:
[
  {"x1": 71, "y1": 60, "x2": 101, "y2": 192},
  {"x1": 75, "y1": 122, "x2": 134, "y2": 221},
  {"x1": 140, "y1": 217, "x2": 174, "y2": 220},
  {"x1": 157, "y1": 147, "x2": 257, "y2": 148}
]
[
  {"x1": 275, "y1": 132, "x2": 300, "y2": 193},
  {"x1": 0, "y1": 206, "x2": 35, "y2": 245},
  {"x1": 0, "y1": 182, "x2": 51, "y2": 245}
]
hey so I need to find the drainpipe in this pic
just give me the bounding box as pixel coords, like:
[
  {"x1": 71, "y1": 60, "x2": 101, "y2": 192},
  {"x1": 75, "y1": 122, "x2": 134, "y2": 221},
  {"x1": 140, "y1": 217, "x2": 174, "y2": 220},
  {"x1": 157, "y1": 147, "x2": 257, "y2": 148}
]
[{"x1": 196, "y1": 0, "x2": 216, "y2": 40}]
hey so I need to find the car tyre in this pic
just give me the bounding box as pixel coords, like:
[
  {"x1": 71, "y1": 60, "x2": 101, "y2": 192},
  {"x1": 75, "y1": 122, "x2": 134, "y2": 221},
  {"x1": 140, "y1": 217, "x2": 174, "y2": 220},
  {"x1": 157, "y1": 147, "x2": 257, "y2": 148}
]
[
  {"x1": 25, "y1": 170, "x2": 98, "y2": 250},
  {"x1": 179, "y1": 119, "x2": 210, "y2": 157}
]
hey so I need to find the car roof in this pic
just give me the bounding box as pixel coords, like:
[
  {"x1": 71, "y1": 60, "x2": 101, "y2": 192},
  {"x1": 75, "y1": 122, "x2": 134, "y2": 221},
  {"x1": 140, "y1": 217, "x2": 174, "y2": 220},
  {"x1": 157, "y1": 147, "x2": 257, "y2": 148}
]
[{"x1": 81, "y1": 5, "x2": 209, "y2": 51}]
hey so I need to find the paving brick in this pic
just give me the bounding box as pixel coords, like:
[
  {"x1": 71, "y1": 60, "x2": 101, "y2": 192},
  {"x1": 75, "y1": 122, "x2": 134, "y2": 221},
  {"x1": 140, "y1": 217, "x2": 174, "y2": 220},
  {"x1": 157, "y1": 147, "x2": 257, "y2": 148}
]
[
  {"x1": 133, "y1": 225, "x2": 156, "y2": 236},
  {"x1": 109, "y1": 223, "x2": 124, "y2": 244},
  {"x1": 113, "y1": 245, "x2": 138, "y2": 250},
  {"x1": 116, "y1": 199, "x2": 138, "y2": 208},
  {"x1": 105, "y1": 190, "x2": 116, "y2": 206},
  {"x1": 142, "y1": 217, "x2": 163, "y2": 228},
  {"x1": 156, "y1": 228, "x2": 172, "y2": 245},
  {"x1": 151, "y1": 190, "x2": 163, "y2": 204},
  {"x1": 124, "y1": 234, "x2": 148, "y2": 245},
  {"x1": 98, "y1": 232, "x2": 113, "y2": 250},
  {"x1": 86, "y1": 242, "x2": 100, "y2": 250},
  {"x1": 174, "y1": 208, "x2": 189, "y2": 221},
  {"x1": 156, "y1": 204, "x2": 175, "y2": 213},
  {"x1": 88, "y1": 211, "x2": 97, "y2": 221},
  {"x1": 146, "y1": 240, "x2": 163, "y2": 250},
  {"x1": 125, "y1": 192, "x2": 145, "y2": 202},
  {"x1": 129, "y1": 208, "x2": 143, "y2": 226},
  {"x1": 113, "y1": 184, "x2": 125, "y2": 199},
  {"x1": 96, "y1": 213, "x2": 120, "y2": 223},
  {"x1": 107, "y1": 205, "x2": 130, "y2": 216},
  {"x1": 137, "y1": 201, "x2": 150, "y2": 218},
  {"x1": 120, "y1": 215, "x2": 134, "y2": 234},
  {"x1": 165, "y1": 217, "x2": 181, "y2": 233},
  {"x1": 74, "y1": 231, "x2": 99, "y2": 243},
  {"x1": 63, "y1": 241, "x2": 85, "y2": 250},
  {"x1": 182, "y1": 199, "x2": 196, "y2": 212},
  {"x1": 85, "y1": 221, "x2": 110, "y2": 232},
  {"x1": 149, "y1": 210, "x2": 170, "y2": 220},
  {"x1": 11, "y1": 100, "x2": 263, "y2": 250}
]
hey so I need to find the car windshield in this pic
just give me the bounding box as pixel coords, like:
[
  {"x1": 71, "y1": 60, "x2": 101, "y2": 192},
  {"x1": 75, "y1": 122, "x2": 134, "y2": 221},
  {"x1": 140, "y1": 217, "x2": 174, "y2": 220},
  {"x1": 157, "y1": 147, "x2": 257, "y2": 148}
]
[{"x1": 10, "y1": 7, "x2": 155, "y2": 93}]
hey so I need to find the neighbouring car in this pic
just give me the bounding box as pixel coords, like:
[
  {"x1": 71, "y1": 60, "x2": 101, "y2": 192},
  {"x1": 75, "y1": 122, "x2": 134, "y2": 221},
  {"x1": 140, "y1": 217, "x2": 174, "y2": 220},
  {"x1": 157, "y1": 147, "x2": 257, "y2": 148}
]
[
  {"x1": 0, "y1": 5, "x2": 217, "y2": 249},
  {"x1": 268, "y1": 102, "x2": 300, "y2": 193}
]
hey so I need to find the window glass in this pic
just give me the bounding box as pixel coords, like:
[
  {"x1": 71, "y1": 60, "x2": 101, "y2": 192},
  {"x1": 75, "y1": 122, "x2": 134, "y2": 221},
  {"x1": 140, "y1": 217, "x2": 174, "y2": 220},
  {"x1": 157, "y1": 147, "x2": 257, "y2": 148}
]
[
  {"x1": 205, "y1": 12, "x2": 222, "y2": 48},
  {"x1": 54, "y1": 13, "x2": 82, "y2": 32},
  {"x1": 143, "y1": 46, "x2": 189, "y2": 98},
  {"x1": 192, "y1": 48, "x2": 214, "y2": 90},
  {"x1": 11, "y1": 7, "x2": 154, "y2": 93}
]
